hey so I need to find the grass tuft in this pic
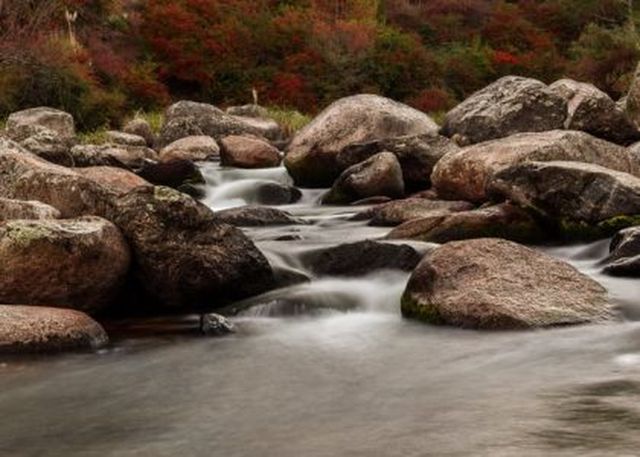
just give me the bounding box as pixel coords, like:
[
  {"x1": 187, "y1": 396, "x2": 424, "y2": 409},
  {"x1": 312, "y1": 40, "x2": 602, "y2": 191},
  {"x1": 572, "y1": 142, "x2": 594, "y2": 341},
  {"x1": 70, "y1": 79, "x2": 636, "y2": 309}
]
[{"x1": 266, "y1": 106, "x2": 312, "y2": 137}]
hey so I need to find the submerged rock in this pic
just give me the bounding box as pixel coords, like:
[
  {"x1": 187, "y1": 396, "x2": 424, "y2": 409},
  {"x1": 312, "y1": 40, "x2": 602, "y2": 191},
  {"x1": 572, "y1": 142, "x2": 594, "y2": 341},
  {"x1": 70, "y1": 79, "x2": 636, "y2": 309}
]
[
  {"x1": 386, "y1": 203, "x2": 543, "y2": 244},
  {"x1": 432, "y1": 130, "x2": 638, "y2": 202},
  {"x1": 254, "y1": 182, "x2": 302, "y2": 205},
  {"x1": 200, "y1": 313, "x2": 236, "y2": 336},
  {"x1": 0, "y1": 217, "x2": 130, "y2": 314},
  {"x1": 213, "y1": 206, "x2": 304, "y2": 226},
  {"x1": 0, "y1": 198, "x2": 61, "y2": 221},
  {"x1": 602, "y1": 227, "x2": 640, "y2": 276},
  {"x1": 106, "y1": 186, "x2": 275, "y2": 310},
  {"x1": 402, "y1": 238, "x2": 613, "y2": 329},
  {"x1": 549, "y1": 78, "x2": 639, "y2": 145},
  {"x1": 337, "y1": 134, "x2": 459, "y2": 190},
  {"x1": 440, "y1": 76, "x2": 567, "y2": 145},
  {"x1": 302, "y1": 240, "x2": 424, "y2": 277},
  {"x1": 0, "y1": 305, "x2": 108, "y2": 353},
  {"x1": 322, "y1": 152, "x2": 404, "y2": 204},
  {"x1": 220, "y1": 135, "x2": 281, "y2": 168},
  {"x1": 285, "y1": 94, "x2": 438, "y2": 187}
]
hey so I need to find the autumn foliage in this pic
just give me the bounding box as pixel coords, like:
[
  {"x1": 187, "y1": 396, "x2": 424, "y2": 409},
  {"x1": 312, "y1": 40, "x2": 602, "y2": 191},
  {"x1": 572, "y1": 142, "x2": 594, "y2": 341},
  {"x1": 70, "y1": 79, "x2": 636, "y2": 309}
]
[{"x1": 1, "y1": 0, "x2": 640, "y2": 129}]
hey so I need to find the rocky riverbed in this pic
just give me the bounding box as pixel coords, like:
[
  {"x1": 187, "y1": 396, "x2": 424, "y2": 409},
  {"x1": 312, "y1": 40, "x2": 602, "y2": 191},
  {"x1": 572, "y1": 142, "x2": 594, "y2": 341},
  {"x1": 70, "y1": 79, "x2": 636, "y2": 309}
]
[{"x1": 3, "y1": 74, "x2": 640, "y2": 455}]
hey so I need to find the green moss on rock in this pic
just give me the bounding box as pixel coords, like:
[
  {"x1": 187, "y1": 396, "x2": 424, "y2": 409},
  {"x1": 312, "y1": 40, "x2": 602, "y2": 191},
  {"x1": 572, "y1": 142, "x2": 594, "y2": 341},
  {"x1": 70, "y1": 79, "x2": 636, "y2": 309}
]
[
  {"x1": 153, "y1": 186, "x2": 186, "y2": 203},
  {"x1": 4, "y1": 222, "x2": 55, "y2": 247},
  {"x1": 401, "y1": 292, "x2": 446, "y2": 325}
]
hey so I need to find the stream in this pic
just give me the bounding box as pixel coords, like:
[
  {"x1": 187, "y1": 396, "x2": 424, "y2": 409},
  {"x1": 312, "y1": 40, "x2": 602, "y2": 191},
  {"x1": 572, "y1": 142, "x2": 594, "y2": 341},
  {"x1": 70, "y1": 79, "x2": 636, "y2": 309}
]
[{"x1": 2, "y1": 163, "x2": 640, "y2": 456}]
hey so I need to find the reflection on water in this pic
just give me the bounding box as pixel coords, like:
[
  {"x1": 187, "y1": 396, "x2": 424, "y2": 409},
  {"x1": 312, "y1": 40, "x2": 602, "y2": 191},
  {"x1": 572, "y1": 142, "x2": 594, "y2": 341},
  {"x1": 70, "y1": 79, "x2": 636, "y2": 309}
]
[{"x1": 2, "y1": 164, "x2": 640, "y2": 457}]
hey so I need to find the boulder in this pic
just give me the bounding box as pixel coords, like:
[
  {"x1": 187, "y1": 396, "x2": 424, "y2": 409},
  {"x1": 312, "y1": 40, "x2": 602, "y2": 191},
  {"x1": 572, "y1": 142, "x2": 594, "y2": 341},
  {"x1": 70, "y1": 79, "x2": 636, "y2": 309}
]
[
  {"x1": 123, "y1": 118, "x2": 155, "y2": 147},
  {"x1": 254, "y1": 182, "x2": 302, "y2": 205},
  {"x1": 0, "y1": 305, "x2": 108, "y2": 353},
  {"x1": 401, "y1": 238, "x2": 613, "y2": 329},
  {"x1": 230, "y1": 115, "x2": 283, "y2": 141},
  {"x1": 226, "y1": 104, "x2": 270, "y2": 118},
  {"x1": 337, "y1": 134, "x2": 459, "y2": 190},
  {"x1": 76, "y1": 166, "x2": 151, "y2": 195},
  {"x1": 602, "y1": 227, "x2": 640, "y2": 276},
  {"x1": 432, "y1": 130, "x2": 638, "y2": 202},
  {"x1": 0, "y1": 140, "x2": 115, "y2": 218},
  {"x1": 0, "y1": 198, "x2": 61, "y2": 221},
  {"x1": 301, "y1": 240, "x2": 424, "y2": 277},
  {"x1": 219, "y1": 135, "x2": 281, "y2": 168},
  {"x1": 105, "y1": 130, "x2": 148, "y2": 147},
  {"x1": 106, "y1": 186, "x2": 275, "y2": 309},
  {"x1": 440, "y1": 76, "x2": 567, "y2": 145},
  {"x1": 549, "y1": 78, "x2": 639, "y2": 145},
  {"x1": 285, "y1": 94, "x2": 439, "y2": 187},
  {"x1": 358, "y1": 198, "x2": 474, "y2": 226},
  {"x1": 0, "y1": 217, "x2": 130, "y2": 314},
  {"x1": 213, "y1": 206, "x2": 304, "y2": 226},
  {"x1": 386, "y1": 203, "x2": 543, "y2": 244},
  {"x1": 157, "y1": 101, "x2": 263, "y2": 147},
  {"x1": 136, "y1": 159, "x2": 205, "y2": 197},
  {"x1": 18, "y1": 128, "x2": 77, "y2": 164},
  {"x1": 160, "y1": 135, "x2": 220, "y2": 163},
  {"x1": 489, "y1": 161, "x2": 640, "y2": 225},
  {"x1": 6, "y1": 107, "x2": 75, "y2": 141},
  {"x1": 70, "y1": 144, "x2": 158, "y2": 169},
  {"x1": 323, "y1": 152, "x2": 405, "y2": 204}
]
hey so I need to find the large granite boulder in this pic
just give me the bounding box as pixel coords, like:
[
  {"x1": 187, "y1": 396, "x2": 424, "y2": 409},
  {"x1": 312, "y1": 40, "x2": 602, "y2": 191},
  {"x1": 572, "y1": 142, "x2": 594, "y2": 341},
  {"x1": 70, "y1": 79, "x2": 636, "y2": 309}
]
[
  {"x1": 432, "y1": 130, "x2": 638, "y2": 202},
  {"x1": 76, "y1": 166, "x2": 151, "y2": 196},
  {"x1": 219, "y1": 135, "x2": 281, "y2": 168},
  {"x1": 106, "y1": 186, "x2": 275, "y2": 309},
  {"x1": 0, "y1": 217, "x2": 130, "y2": 314},
  {"x1": 440, "y1": 76, "x2": 567, "y2": 145},
  {"x1": 0, "y1": 305, "x2": 108, "y2": 353},
  {"x1": 489, "y1": 161, "x2": 640, "y2": 225},
  {"x1": 549, "y1": 78, "x2": 639, "y2": 145},
  {"x1": 0, "y1": 198, "x2": 61, "y2": 221},
  {"x1": 160, "y1": 135, "x2": 220, "y2": 163},
  {"x1": 386, "y1": 203, "x2": 543, "y2": 244},
  {"x1": 157, "y1": 101, "x2": 263, "y2": 147},
  {"x1": 336, "y1": 134, "x2": 459, "y2": 190},
  {"x1": 402, "y1": 238, "x2": 613, "y2": 329},
  {"x1": 323, "y1": 152, "x2": 405, "y2": 204},
  {"x1": 285, "y1": 94, "x2": 438, "y2": 187},
  {"x1": 5, "y1": 107, "x2": 75, "y2": 141}
]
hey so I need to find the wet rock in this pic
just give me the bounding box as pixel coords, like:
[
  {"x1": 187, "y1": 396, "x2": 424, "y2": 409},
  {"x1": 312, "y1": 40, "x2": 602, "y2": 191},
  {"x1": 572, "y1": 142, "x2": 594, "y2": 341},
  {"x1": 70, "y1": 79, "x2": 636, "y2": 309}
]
[
  {"x1": 0, "y1": 198, "x2": 61, "y2": 221},
  {"x1": 0, "y1": 217, "x2": 130, "y2": 314},
  {"x1": 0, "y1": 140, "x2": 115, "y2": 218},
  {"x1": 0, "y1": 305, "x2": 108, "y2": 353},
  {"x1": 6, "y1": 107, "x2": 75, "y2": 141},
  {"x1": 359, "y1": 198, "x2": 475, "y2": 226},
  {"x1": 106, "y1": 186, "x2": 275, "y2": 310},
  {"x1": 158, "y1": 100, "x2": 263, "y2": 147},
  {"x1": 337, "y1": 134, "x2": 459, "y2": 190},
  {"x1": 602, "y1": 227, "x2": 640, "y2": 276},
  {"x1": 386, "y1": 203, "x2": 543, "y2": 244},
  {"x1": 220, "y1": 135, "x2": 281, "y2": 168},
  {"x1": 322, "y1": 152, "x2": 404, "y2": 204},
  {"x1": 136, "y1": 159, "x2": 205, "y2": 195},
  {"x1": 302, "y1": 240, "x2": 423, "y2": 277},
  {"x1": 160, "y1": 135, "x2": 220, "y2": 163},
  {"x1": 70, "y1": 144, "x2": 158, "y2": 169},
  {"x1": 432, "y1": 130, "x2": 638, "y2": 202},
  {"x1": 76, "y1": 166, "x2": 151, "y2": 195},
  {"x1": 285, "y1": 94, "x2": 438, "y2": 187},
  {"x1": 105, "y1": 130, "x2": 147, "y2": 147},
  {"x1": 200, "y1": 313, "x2": 236, "y2": 336},
  {"x1": 489, "y1": 161, "x2": 640, "y2": 226},
  {"x1": 440, "y1": 76, "x2": 567, "y2": 145},
  {"x1": 254, "y1": 182, "x2": 302, "y2": 205},
  {"x1": 123, "y1": 118, "x2": 155, "y2": 147},
  {"x1": 549, "y1": 78, "x2": 639, "y2": 145},
  {"x1": 351, "y1": 196, "x2": 393, "y2": 206},
  {"x1": 213, "y1": 206, "x2": 304, "y2": 226},
  {"x1": 402, "y1": 238, "x2": 613, "y2": 329}
]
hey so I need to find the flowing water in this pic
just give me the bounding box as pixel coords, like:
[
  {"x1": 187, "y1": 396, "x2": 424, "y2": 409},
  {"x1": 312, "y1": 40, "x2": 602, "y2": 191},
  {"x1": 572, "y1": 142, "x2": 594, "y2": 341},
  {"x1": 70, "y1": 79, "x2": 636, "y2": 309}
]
[{"x1": 2, "y1": 164, "x2": 640, "y2": 457}]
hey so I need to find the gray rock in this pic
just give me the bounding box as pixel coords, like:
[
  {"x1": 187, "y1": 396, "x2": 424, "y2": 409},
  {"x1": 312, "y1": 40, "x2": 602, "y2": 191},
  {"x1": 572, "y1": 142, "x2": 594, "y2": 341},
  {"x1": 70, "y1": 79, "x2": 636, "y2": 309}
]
[
  {"x1": 358, "y1": 198, "x2": 474, "y2": 226},
  {"x1": 213, "y1": 206, "x2": 304, "y2": 226},
  {"x1": 402, "y1": 238, "x2": 614, "y2": 329},
  {"x1": 220, "y1": 135, "x2": 281, "y2": 168},
  {"x1": 6, "y1": 107, "x2": 75, "y2": 141},
  {"x1": 603, "y1": 227, "x2": 640, "y2": 276},
  {"x1": 285, "y1": 94, "x2": 438, "y2": 187},
  {"x1": 441, "y1": 76, "x2": 567, "y2": 145},
  {"x1": 70, "y1": 144, "x2": 158, "y2": 169},
  {"x1": 323, "y1": 152, "x2": 405, "y2": 204},
  {"x1": 200, "y1": 313, "x2": 236, "y2": 336},
  {"x1": 160, "y1": 135, "x2": 220, "y2": 163},
  {"x1": 105, "y1": 130, "x2": 148, "y2": 147},
  {"x1": 0, "y1": 198, "x2": 61, "y2": 221},
  {"x1": 123, "y1": 118, "x2": 155, "y2": 147}
]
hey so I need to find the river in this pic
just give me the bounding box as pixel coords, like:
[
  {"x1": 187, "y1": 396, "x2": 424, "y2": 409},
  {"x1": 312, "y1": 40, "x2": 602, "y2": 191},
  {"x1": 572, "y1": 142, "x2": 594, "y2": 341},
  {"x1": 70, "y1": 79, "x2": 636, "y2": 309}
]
[{"x1": 2, "y1": 163, "x2": 640, "y2": 457}]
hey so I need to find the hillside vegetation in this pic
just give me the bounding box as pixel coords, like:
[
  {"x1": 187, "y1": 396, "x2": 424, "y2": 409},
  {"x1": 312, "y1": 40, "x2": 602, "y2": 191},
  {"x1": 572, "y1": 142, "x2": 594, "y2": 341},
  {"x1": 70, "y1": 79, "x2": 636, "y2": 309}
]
[{"x1": 1, "y1": 0, "x2": 639, "y2": 130}]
